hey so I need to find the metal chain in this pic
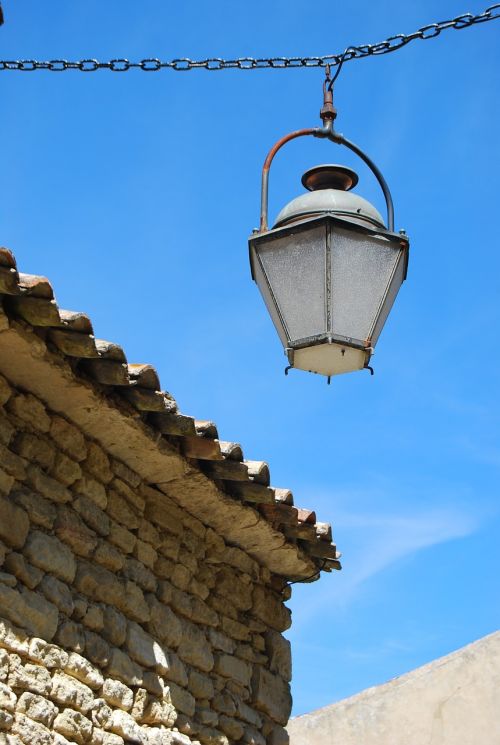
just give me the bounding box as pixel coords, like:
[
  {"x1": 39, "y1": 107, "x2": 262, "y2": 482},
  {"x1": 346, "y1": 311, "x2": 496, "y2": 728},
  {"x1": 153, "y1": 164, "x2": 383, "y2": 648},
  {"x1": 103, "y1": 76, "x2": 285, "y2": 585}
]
[{"x1": 1, "y1": 4, "x2": 499, "y2": 73}]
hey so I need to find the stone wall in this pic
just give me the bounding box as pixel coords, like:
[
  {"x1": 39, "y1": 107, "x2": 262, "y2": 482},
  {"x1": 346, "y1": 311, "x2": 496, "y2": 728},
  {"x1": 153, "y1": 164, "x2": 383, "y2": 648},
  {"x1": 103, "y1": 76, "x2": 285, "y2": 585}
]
[{"x1": 0, "y1": 374, "x2": 292, "y2": 745}]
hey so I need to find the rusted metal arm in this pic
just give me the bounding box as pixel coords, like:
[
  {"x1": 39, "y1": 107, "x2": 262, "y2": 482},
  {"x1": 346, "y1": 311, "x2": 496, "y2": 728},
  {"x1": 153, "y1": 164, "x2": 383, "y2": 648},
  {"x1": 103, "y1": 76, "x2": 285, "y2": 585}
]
[{"x1": 259, "y1": 118, "x2": 395, "y2": 233}]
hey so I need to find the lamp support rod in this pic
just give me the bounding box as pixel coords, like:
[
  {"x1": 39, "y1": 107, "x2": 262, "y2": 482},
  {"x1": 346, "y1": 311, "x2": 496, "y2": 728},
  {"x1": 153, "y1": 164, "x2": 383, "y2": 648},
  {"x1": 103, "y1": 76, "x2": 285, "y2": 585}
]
[{"x1": 259, "y1": 116, "x2": 395, "y2": 233}]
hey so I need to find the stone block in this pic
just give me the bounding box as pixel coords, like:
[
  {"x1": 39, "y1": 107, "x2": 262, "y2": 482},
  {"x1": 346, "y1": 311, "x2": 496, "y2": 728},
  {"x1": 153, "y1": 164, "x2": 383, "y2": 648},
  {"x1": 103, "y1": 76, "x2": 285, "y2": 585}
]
[
  {"x1": 0, "y1": 443, "x2": 26, "y2": 481},
  {"x1": 0, "y1": 648, "x2": 8, "y2": 681},
  {"x1": 177, "y1": 548, "x2": 197, "y2": 574},
  {"x1": 90, "y1": 698, "x2": 112, "y2": 728},
  {"x1": 106, "y1": 647, "x2": 143, "y2": 687},
  {"x1": 112, "y1": 478, "x2": 145, "y2": 514},
  {"x1": 216, "y1": 567, "x2": 253, "y2": 611},
  {"x1": 74, "y1": 496, "x2": 110, "y2": 537},
  {"x1": 143, "y1": 491, "x2": 183, "y2": 536},
  {"x1": 111, "y1": 459, "x2": 141, "y2": 488},
  {"x1": 0, "y1": 620, "x2": 29, "y2": 654},
  {"x1": 109, "y1": 710, "x2": 147, "y2": 744},
  {"x1": 251, "y1": 667, "x2": 291, "y2": 725},
  {"x1": 241, "y1": 724, "x2": 266, "y2": 745},
  {"x1": 162, "y1": 650, "x2": 188, "y2": 687},
  {"x1": 195, "y1": 707, "x2": 218, "y2": 727},
  {"x1": 12, "y1": 713, "x2": 52, "y2": 744},
  {"x1": 84, "y1": 630, "x2": 110, "y2": 667},
  {"x1": 83, "y1": 605, "x2": 104, "y2": 632},
  {"x1": 85, "y1": 442, "x2": 113, "y2": 484},
  {"x1": 126, "y1": 622, "x2": 168, "y2": 673},
  {"x1": 13, "y1": 432, "x2": 55, "y2": 470},
  {"x1": 0, "y1": 583, "x2": 58, "y2": 640},
  {"x1": 142, "y1": 671, "x2": 164, "y2": 697},
  {"x1": 166, "y1": 682, "x2": 196, "y2": 717},
  {"x1": 102, "y1": 678, "x2": 134, "y2": 711},
  {"x1": 74, "y1": 475, "x2": 107, "y2": 510},
  {"x1": 17, "y1": 691, "x2": 58, "y2": 727},
  {"x1": 171, "y1": 564, "x2": 191, "y2": 591},
  {"x1": 55, "y1": 505, "x2": 98, "y2": 557},
  {"x1": 0, "y1": 572, "x2": 16, "y2": 587},
  {"x1": 134, "y1": 539, "x2": 158, "y2": 570},
  {"x1": 252, "y1": 587, "x2": 291, "y2": 633},
  {"x1": 0, "y1": 467, "x2": 14, "y2": 496},
  {"x1": 53, "y1": 709, "x2": 93, "y2": 745},
  {"x1": 50, "y1": 671, "x2": 94, "y2": 714},
  {"x1": 0, "y1": 497, "x2": 29, "y2": 549},
  {"x1": 212, "y1": 692, "x2": 236, "y2": 717},
  {"x1": 237, "y1": 701, "x2": 263, "y2": 729},
  {"x1": 214, "y1": 653, "x2": 252, "y2": 687},
  {"x1": 55, "y1": 621, "x2": 86, "y2": 653},
  {"x1": 265, "y1": 631, "x2": 292, "y2": 682},
  {"x1": 26, "y1": 464, "x2": 71, "y2": 503},
  {"x1": 50, "y1": 416, "x2": 87, "y2": 462},
  {"x1": 0, "y1": 682, "x2": 16, "y2": 711},
  {"x1": 120, "y1": 581, "x2": 150, "y2": 623},
  {"x1": 219, "y1": 715, "x2": 244, "y2": 741},
  {"x1": 39, "y1": 575, "x2": 74, "y2": 616},
  {"x1": 50, "y1": 451, "x2": 82, "y2": 486},
  {"x1": 221, "y1": 617, "x2": 251, "y2": 642},
  {"x1": 7, "y1": 393, "x2": 50, "y2": 432},
  {"x1": 177, "y1": 621, "x2": 214, "y2": 673},
  {"x1": 3, "y1": 552, "x2": 43, "y2": 589},
  {"x1": 208, "y1": 629, "x2": 236, "y2": 655},
  {"x1": 170, "y1": 587, "x2": 193, "y2": 620},
  {"x1": 158, "y1": 534, "x2": 181, "y2": 562},
  {"x1": 106, "y1": 491, "x2": 140, "y2": 529},
  {"x1": 0, "y1": 375, "x2": 11, "y2": 406},
  {"x1": 101, "y1": 606, "x2": 127, "y2": 647},
  {"x1": 65, "y1": 651, "x2": 104, "y2": 689},
  {"x1": 74, "y1": 561, "x2": 123, "y2": 606},
  {"x1": 24, "y1": 529, "x2": 76, "y2": 583},
  {"x1": 188, "y1": 670, "x2": 215, "y2": 700},
  {"x1": 29, "y1": 638, "x2": 68, "y2": 668},
  {"x1": 0, "y1": 412, "x2": 15, "y2": 446},
  {"x1": 0, "y1": 710, "x2": 14, "y2": 731},
  {"x1": 93, "y1": 541, "x2": 125, "y2": 572},
  {"x1": 123, "y1": 558, "x2": 156, "y2": 592},
  {"x1": 8, "y1": 655, "x2": 52, "y2": 695},
  {"x1": 137, "y1": 519, "x2": 161, "y2": 549},
  {"x1": 108, "y1": 521, "x2": 136, "y2": 554},
  {"x1": 268, "y1": 725, "x2": 289, "y2": 745},
  {"x1": 11, "y1": 487, "x2": 56, "y2": 529},
  {"x1": 190, "y1": 598, "x2": 219, "y2": 628}
]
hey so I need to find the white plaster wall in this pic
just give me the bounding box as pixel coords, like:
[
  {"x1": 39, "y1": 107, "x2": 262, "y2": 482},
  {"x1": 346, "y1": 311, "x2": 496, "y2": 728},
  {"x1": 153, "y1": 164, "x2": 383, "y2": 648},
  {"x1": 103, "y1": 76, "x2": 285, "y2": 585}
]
[{"x1": 288, "y1": 631, "x2": 500, "y2": 745}]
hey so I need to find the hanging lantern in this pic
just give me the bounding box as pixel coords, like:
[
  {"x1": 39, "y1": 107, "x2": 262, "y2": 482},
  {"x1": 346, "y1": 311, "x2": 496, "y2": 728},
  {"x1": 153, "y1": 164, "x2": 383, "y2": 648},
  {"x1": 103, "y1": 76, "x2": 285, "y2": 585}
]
[{"x1": 248, "y1": 77, "x2": 409, "y2": 381}]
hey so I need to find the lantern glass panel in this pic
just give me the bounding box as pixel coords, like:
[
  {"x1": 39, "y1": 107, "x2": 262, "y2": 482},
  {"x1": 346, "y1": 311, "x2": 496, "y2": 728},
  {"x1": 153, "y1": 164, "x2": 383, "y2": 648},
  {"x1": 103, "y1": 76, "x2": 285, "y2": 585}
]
[
  {"x1": 257, "y1": 224, "x2": 327, "y2": 343},
  {"x1": 330, "y1": 226, "x2": 400, "y2": 343},
  {"x1": 370, "y1": 248, "x2": 406, "y2": 344}
]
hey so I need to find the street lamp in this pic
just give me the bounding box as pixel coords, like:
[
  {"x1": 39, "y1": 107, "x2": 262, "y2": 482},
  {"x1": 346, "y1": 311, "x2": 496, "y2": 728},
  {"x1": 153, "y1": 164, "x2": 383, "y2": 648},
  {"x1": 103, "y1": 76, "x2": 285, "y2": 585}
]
[{"x1": 249, "y1": 76, "x2": 409, "y2": 382}]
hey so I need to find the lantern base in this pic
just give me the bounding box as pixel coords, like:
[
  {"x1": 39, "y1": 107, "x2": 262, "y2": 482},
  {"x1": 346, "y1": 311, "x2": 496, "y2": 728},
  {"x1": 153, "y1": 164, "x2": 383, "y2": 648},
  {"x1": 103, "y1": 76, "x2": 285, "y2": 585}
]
[{"x1": 289, "y1": 342, "x2": 369, "y2": 377}]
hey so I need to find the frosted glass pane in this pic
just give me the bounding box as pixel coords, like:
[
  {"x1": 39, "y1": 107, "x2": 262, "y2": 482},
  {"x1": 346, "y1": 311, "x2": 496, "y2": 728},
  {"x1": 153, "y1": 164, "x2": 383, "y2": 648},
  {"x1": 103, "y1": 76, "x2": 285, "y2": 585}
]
[
  {"x1": 258, "y1": 224, "x2": 327, "y2": 342},
  {"x1": 330, "y1": 227, "x2": 399, "y2": 343},
  {"x1": 251, "y1": 248, "x2": 288, "y2": 346},
  {"x1": 371, "y1": 250, "x2": 406, "y2": 344}
]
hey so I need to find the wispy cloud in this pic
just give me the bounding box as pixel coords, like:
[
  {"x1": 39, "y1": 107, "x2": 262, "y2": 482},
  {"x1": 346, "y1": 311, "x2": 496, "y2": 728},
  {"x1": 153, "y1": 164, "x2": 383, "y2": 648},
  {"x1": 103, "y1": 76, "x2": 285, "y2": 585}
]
[{"x1": 290, "y1": 496, "x2": 481, "y2": 625}]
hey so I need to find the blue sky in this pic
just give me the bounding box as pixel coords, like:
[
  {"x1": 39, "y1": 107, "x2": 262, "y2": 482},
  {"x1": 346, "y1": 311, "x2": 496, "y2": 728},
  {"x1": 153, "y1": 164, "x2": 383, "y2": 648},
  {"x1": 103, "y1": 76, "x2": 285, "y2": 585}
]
[{"x1": 1, "y1": 0, "x2": 499, "y2": 717}]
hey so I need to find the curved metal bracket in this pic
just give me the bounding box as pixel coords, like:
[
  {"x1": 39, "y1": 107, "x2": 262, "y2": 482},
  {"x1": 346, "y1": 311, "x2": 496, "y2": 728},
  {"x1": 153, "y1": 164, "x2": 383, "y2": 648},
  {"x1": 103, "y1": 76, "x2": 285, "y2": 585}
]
[{"x1": 259, "y1": 120, "x2": 394, "y2": 233}]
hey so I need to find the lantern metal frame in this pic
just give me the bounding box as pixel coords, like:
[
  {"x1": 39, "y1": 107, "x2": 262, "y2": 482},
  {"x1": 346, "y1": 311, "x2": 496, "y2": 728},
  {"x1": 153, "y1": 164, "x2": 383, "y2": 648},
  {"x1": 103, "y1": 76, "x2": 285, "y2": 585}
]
[{"x1": 249, "y1": 78, "x2": 409, "y2": 380}]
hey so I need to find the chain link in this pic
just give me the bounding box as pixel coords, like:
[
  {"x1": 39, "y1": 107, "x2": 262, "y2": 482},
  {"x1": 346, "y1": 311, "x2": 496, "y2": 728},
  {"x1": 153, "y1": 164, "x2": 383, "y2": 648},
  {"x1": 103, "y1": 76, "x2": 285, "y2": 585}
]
[{"x1": 1, "y1": 4, "x2": 499, "y2": 73}]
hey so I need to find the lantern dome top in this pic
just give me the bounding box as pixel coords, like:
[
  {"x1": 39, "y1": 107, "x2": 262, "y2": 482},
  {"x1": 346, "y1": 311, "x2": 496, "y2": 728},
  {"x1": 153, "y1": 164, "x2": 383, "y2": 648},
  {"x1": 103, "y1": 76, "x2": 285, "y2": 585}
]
[{"x1": 274, "y1": 163, "x2": 385, "y2": 231}]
